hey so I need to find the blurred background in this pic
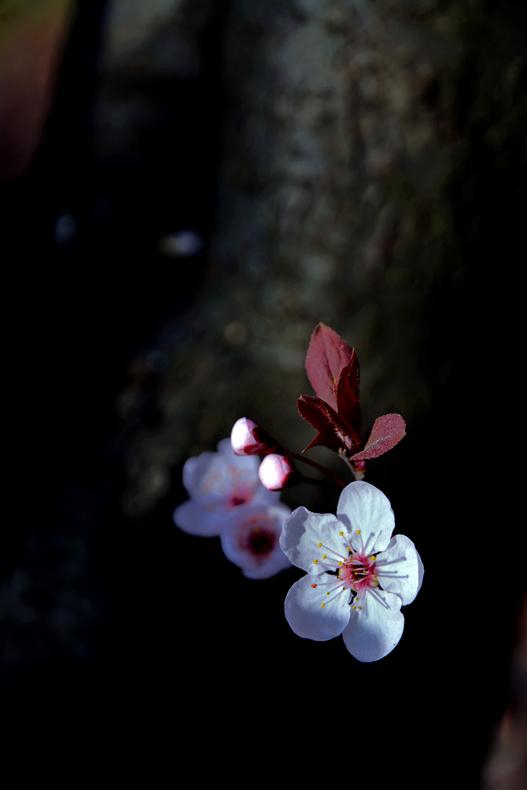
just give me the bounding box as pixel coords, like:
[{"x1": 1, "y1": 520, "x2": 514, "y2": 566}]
[{"x1": 1, "y1": 0, "x2": 526, "y2": 785}]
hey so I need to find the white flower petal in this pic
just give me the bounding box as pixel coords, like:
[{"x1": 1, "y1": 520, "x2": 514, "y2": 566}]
[
  {"x1": 173, "y1": 500, "x2": 224, "y2": 536},
  {"x1": 342, "y1": 587, "x2": 404, "y2": 662},
  {"x1": 182, "y1": 439, "x2": 279, "y2": 509},
  {"x1": 182, "y1": 452, "x2": 218, "y2": 498},
  {"x1": 279, "y1": 507, "x2": 347, "y2": 574},
  {"x1": 252, "y1": 487, "x2": 282, "y2": 507},
  {"x1": 284, "y1": 574, "x2": 351, "y2": 641},
  {"x1": 242, "y1": 550, "x2": 292, "y2": 580},
  {"x1": 336, "y1": 481, "x2": 395, "y2": 555},
  {"x1": 375, "y1": 534, "x2": 424, "y2": 605},
  {"x1": 186, "y1": 440, "x2": 261, "y2": 499}
]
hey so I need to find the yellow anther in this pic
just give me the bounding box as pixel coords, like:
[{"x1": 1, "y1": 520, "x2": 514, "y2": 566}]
[
  {"x1": 370, "y1": 555, "x2": 376, "y2": 561},
  {"x1": 352, "y1": 606, "x2": 356, "y2": 610},
  {"x1": 322, "y1": 555, "x2": 327, "y2": 559},
  {"x1": 313, "y1": 560, "x2": 318, "y2": 565},
  {"x1": 326, "y1": 592, "x2": 330, "y2": 596},
  {"x1": 373, "y1": 574, "x2": 377, "y2": 579},
  {"x1": 356, "y1": 530, "x2": 361, "y2": 535},
  {"x1": 339, "y1": 561, "x2": 343, "y2": 566},
  {"x1": 339, "y1": 531, "x2": 344, "y2": 536},
  {"x1": 318, "y1": 542, "x2": 322, "y2": 547},
  {"x1": 358, "y1": 606, "x2": 362, "y2": 610},
  {"x1": 321, "y1": 603, "x2": 326, "y2": 608}
]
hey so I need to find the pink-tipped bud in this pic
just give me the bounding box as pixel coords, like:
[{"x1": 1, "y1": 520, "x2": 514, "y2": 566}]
[
  {"x1": 231, "y1": 418, "x2": 278, "y2": 456},
  {"x1": 258, "y1": 454, "x2": 299, "y2": 491}
]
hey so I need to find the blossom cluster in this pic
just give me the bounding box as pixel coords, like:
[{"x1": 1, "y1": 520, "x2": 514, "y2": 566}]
[
  {"x1": 173, "y1": 438, "x2": 292, "y2": 578},
  {"x1": 174, "y1": 323, "x2": 423, "y2": 661}
]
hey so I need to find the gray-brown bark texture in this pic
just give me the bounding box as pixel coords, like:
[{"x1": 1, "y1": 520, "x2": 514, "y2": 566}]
[
  {"x1": 111, "y1": 0, "x2": 526, "y2": 520},
  {"x1": 2, "y1": 2, "x2": 526, "y2": 784}
]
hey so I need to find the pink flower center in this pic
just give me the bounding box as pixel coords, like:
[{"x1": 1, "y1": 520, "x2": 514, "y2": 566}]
[
  {"x1": 311, "y1": 531, "x2": 381, "y2": 609},
  {"x1": 229, "y1": 493, "x2": 251, "y2": 508},
  {"x1": 237, "y1": 515, "x2": 277, "y2": 562},
  {"x1": 338, "y1": 551, "x2": 378, "y2": 594}
]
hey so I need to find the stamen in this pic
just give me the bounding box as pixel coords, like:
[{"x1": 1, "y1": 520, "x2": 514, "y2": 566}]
[
  {"x1": 374, "y1": 557, "x2": 400, "y2": 568},
  {"x1": 317, "y1": 542, "x2": 348, "y2": 562},
  {"x1": 376, "y1": 570, "x2": 407, "y2": 579},
  {"x1": 310, "y1": 578, "x2": 342, "y2": 587},
  {"x1": 317, "y1": 560, "x2": 346, "y2": 571},
  {"x1": 320, "y1": 584, "x2": 350, "y2": 607},
  {"x1": 370, "y1": 587, "x2": 390, "y2": 610},
  {"x1": 354, "y1": 530, "x2": 365, "y2": 552}
]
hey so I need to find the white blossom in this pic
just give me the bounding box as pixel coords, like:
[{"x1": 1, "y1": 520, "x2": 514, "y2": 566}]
[
  {"x1": 280, "y1": 481, "x2": 423, "y2": 662},
  {"x1": 220, "y1": 503, "x2": 292, "y2": 579},
  {"x1": 173, "y1": 439, "x2": 280, "y2": 537}
]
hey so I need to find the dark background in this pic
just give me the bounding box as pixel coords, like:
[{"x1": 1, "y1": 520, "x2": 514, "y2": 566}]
[{"x1": 1, "y1": 0, "x2": 526, "y2": 785}]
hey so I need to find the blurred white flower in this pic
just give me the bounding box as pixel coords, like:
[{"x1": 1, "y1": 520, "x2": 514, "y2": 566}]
[
  {"x1": 173, "y1": 439, "x2": 280, "y2": 537},
  {"x1": 220, "y1": 503, "x2": 292, "y2": 579}
]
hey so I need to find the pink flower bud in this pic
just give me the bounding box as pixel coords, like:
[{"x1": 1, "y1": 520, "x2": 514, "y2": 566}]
[
  {"x1": 258, "y1": 454, "x2": 299, "y2": 491},
  {"x1": 230, "y1": 417, "x2": 277, "y2": 456}
]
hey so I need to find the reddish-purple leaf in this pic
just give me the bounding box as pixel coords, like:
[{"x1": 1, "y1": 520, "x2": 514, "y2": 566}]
[
  {"x1": 297, "y1": 395, "x2": 361, "y2": 454},
  {"x1": 305, "y1": 323, "x2": 353, "y2": 410},
  {"x1": 303, "y1": 429, "x2": 344, "y2": 453},
  {"x1": 349, "y1": 414, "x2": 406, "y2": 461},
  {"x1": 297, "y1": 396, "x2": 342, "y2": 452},
  {"x1": 336, "y1": 351, "x2": 362, "y2": 437}
]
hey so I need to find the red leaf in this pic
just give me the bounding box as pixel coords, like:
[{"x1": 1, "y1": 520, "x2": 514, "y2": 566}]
[
  {"x1": 349, "y1": 414, "x2": 406, "y2": 461},
  {"x1": 336, "y1": 351, "x2": 361, "y2": 437},
  {"x1": 305, "y1": 323, "x2": 353, "y2": 411},
  {"x1": 297, "y1": 396, "x2": 361, "y2": 454},
  {"x1": 297, "y1": 396, "x2": 341, "y2": 452},
  {"x1": 302, "y1": 429, "x2": 344, "y2": 453}
]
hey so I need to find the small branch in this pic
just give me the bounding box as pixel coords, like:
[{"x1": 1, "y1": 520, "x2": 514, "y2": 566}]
[{"x1": 279, "y1": 446, "x2": 347, "y2": 488}]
